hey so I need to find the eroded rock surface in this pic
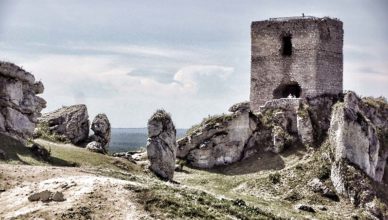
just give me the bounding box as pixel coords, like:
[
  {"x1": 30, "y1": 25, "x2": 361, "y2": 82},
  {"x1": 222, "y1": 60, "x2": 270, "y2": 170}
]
[
  {"x1": 89, "y1": 113, "x2": 111, "y2": 152},
  {"x1": 329, "y1": 91, "x2": 388, "y2": 207},
  {"x1": 37, "y1": 105, "x2": 89, "y2": 144},
  {"x1": 178, "y1": 99, "x2": 322, "y2": 168},
  {"x1": 177, "y1": 102, "x2": 256, "y2": 168},
  {"x1": 147, "y1": 110, "x2": 177, "y2": 180},
  {"x1": 329, "y1": 91, "x2": 388, "y2": 183},
  {"x1": 0, "y1": 62, "x2": 46, "y2": 141}
]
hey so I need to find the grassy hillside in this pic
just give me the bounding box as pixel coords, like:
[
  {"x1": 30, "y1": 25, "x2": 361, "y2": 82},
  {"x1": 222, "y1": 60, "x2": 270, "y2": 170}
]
[
  {"x1": 1, "y1": 133, "x2": 386, "y2": 219},
  {"x1": 0, "y1": 134, "x2": 140, "y2": 173}
]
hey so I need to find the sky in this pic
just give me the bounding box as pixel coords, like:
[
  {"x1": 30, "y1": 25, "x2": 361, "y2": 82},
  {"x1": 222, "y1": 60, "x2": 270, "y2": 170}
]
[{"x1": 0, "y1": 0, "x2": 387, "y2": 128}]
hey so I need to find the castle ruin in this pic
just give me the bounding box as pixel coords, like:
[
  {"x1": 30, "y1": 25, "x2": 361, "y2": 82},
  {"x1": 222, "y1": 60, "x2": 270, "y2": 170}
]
[{"x1": 250, "y1": 16, "x2": 343, "y2": 112}]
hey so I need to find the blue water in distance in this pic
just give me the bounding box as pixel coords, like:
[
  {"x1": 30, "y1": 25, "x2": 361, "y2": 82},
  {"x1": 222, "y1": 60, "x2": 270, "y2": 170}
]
[{"x1": 108, "y1": 128, "x2": 187, "y2": 153}]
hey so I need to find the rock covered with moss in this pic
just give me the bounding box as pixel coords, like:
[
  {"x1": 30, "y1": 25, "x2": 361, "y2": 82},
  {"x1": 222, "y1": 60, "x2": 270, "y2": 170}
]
[
  {"x1": 147, "y1": 109, "x2": 177, "y2": 180},
  {"x1": 0, "y1": 62, "x2": 46, "y2": 141},
  {"x1": 37, "y1": 104, "x2": 89, "y2": 144}
]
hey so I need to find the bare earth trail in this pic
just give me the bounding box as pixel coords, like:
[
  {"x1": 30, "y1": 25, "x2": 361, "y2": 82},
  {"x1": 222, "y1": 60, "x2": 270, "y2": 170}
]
[{"x1": 0, "y1": 164, "x2": 148, "y2": 220}]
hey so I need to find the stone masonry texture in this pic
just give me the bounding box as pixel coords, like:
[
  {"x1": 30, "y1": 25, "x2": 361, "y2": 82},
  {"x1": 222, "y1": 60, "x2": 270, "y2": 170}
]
[{"x1": 250, "y1": 16, "x2": 343, "y2": 112}]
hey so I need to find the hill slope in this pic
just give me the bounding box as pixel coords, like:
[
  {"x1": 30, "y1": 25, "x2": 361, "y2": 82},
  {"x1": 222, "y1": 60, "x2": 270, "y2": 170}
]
[{"x1": 1, "y1": 135, "x2": 381, "y2": 219}]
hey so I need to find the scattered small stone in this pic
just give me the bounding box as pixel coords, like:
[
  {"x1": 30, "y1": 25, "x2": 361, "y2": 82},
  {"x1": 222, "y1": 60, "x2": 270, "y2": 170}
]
[
  {"x1": 316, "y1": 205, "x2": 327, "y2": 211},
  {"x1": 28, "y1": 190, "x2": 51, "y2": 202},
  {"x1": 295, "y1": 204, "x2": 315, "y2": 213},
  {"x1": 86, "y1": 141, "x2": 104, "y2": 153},
  {"x1": 112, "y1": 152, "x2": 138, "y2": 163},
  {"x1": 308, "y1": 178, "x2": 339, "y2": 201},
  {"x1": 51, "y1": 191, "x2": 65, "y2": 202},
  {"x1": 28, "y1": 190, "x2": 65, "y2": 202},
  {"x1": 175, "y1": 164, "x2": 183, "y2": 172}
]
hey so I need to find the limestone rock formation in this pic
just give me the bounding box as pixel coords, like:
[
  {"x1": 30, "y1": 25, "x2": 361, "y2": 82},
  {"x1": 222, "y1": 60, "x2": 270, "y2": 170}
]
[
  {"x1": 228, "y1": 101, "x2": 250, "y2": 113},
  {"x1": 147, "y1": 110, "x2": 177, "y2": 180},
  {"x1": 0, "y1": 62, "x2": 46, "y2": 141},
  {"x1": 296, "y1": 105, "x2": 314, "y2": 147},
  {"x1": 329, "y1": 91, "x2": 388, "y2": 206},
  {"x1": 329, "y1": 91, "x2": 387, "y2": 183},
  {"x1": 177, "y1": 103, "x2": 256, "y2": 168},
  {"x1": 37, "y1": 105, "x2": 89, "y2": 144},
  {"x1": 89, "y1": 113, "x2": 111, "y2": 151},
  {"x1": 178, "y1": 99, "x2": 324, "y2": 168}
]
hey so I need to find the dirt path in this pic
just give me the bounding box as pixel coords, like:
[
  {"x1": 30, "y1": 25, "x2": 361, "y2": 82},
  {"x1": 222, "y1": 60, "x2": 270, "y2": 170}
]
[{"x1": 0, "y1": 164, "x2": 148, "y2": 219}]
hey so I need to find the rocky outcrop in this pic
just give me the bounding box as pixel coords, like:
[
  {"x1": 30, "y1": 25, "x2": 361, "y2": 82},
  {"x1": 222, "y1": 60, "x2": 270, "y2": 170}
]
[
  {"x1": 329, "y1": 91, "x2": 388, "y2": 207},
  {"x1": 178, "y1": 99, "x2": 321, "y2": 168},
  {"x1": 177, "y1": 102, "x2": 257, "y2": 168},
  {"x1": 89, "y1": 113, "x2": 111, "y2": 152},
  {"x1": 329, "y1": 91, "x2": 387, "y2": 183},
  {"x1": 37, "y1": 105, "x2": 89, "y2": 144},
  {"x1": 147, "y1": 110, "x2": 177, "y2": 180},
  {"x1": 306, "y1": 94, "x2": 342, "y2": 145},
  {"x1": 0, "y1": 62, "x2": 46, "y2": 141}
]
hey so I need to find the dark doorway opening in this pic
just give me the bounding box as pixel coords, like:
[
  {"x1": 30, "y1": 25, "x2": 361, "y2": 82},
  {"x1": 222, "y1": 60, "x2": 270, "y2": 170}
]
[
  {"x1": 281, "y1": 35, "x2": 292, "y2": 56},
  {"x1": 273, "y1": 82, "x2": 301, "y2": 99}
]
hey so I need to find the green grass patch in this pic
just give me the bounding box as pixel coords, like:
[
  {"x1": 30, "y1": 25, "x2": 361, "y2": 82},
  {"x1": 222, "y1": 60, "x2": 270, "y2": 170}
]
[
  {"x1": 0, "y1": 134, "x2": 47, "y2": 165},
  {"x1": 34, "y1": 122, "x2": 70, "y2": 143},
  {"x1": 186, "y1": 113, "x2": 236, "y2": 136},
  {"x1": 0, "y1": 134, "x2": 140, "y2": 173},
  {"x1": 127, "y1": 182, "x2": 278, "y2": 220},
  {"x1": 33, "y1": 139, "x2": 140, "y2": 172}
]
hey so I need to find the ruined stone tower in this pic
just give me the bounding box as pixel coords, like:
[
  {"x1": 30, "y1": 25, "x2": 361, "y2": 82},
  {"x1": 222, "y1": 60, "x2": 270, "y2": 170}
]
[{"x1": 250, "y1": 16, "x2": 343, "y2": 112}]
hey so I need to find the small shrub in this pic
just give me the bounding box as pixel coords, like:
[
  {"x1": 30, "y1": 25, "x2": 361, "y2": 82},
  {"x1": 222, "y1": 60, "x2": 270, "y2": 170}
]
[
  {"x1": 34, "y1": 122, "x2": 70, "y2": 143},
  {"x1": 269, "y1": 172, "x2": 281, "y2": 184},
  {"x1": 284, "y1": 190, "x2": 302, "y2": 202},
  {"x1": 317, "y1": 164, "x2": 331, "y2": 180},
  {"x1": 176, "y1": 159, "x2": 186, "y2": 171},
  {"x1": 233, "y1": 199, "x2": 246, "y2": 207}
]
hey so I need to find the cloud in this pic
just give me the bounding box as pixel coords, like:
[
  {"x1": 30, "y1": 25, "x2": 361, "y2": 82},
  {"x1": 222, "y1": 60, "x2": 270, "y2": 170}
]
[
  {"x1": 357, "y1": 66, "x2": 381, "y2": 74},
  {"x1": 173, "y1": 65, "x2": 234, "y2": 97}
]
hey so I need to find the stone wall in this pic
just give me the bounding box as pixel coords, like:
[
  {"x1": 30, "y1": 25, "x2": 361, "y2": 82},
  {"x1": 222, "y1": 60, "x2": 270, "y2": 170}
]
[
  {"x1": 250, "y1": 17, "x2": 343, "y2": 112},
  {"x1": 0, "y1": 62, "x2": 46, "y2": 141}
]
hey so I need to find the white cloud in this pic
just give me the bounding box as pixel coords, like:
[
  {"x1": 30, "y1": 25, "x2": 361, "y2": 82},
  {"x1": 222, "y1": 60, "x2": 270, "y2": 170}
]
[
  {"x1": 0, "y1": 51, "x2": 236, "y2": 127},
  {"x1": 173, "y1": 65, "x2": 234, "y2": 93}
]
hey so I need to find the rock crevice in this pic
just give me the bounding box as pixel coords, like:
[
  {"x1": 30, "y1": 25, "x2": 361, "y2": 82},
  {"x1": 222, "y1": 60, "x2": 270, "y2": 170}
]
[{"x1": 0, "y1": 62, "x2": 46, "y2": 141}]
